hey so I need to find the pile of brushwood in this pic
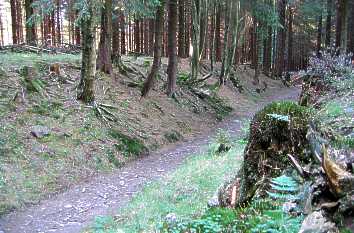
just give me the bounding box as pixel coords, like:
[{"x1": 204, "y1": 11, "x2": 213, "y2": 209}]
[{"x1": 217, "y1": 50, "x2": 354, "y2": 232}]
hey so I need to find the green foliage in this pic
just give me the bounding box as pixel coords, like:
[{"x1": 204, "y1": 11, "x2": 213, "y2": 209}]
[
  {"x1": 215, "y1": 129, "x2": 232, "y2": 147},
  {"x1": 160, "y1": 175, "x2": 303, "y2": 233},
  {"x1": 109, "y1": 129, "x2": 148, "y2": 157},
  {"x1": 29, "y1": 100, "x2": 63, "y2": 118},
  {"x1": 124, "y1": 0, "x2": 161, "y2": 18},
  {"x1": 164, "y1": 130, "x2": 183, "y2": 143},
  {"x1": 177, "y1": 72, "x2": 190, "y2": 85},
  {"x1": 267, "y1": 175, "x2": 299, "y2": 201},
  {"x1": 206, "y1": 95, "x2": 233, "y2": 121}
]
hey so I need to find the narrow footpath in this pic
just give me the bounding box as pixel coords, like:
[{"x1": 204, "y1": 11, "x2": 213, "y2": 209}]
[{"x1": 0, "y1": 88, "x2": 300, "y2": 233}]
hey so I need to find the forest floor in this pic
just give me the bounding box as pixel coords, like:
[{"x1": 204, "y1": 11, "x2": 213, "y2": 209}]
[{"x1": 0, "y1": 52, "x2": 299, "y2": 232}]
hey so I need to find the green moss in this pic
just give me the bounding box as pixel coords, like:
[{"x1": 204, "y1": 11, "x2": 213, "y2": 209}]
[
  {"x1": 206, "y1": 95, "x2": 233, "y2": 121},
  {"x1": 164, "y1": 130, "x2": 183, "y2": 143},
  {"x1": 239, "y1": 101, "x2": 312, "y2": 204},
  {"x1": 109, "y1": 129, "x2": 148, "y2": 157}
]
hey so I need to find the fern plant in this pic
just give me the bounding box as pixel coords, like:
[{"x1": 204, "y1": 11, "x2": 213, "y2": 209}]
[
  {"x1": 159, "y1": 175, "x2": 304, "y2": 233},
  {"x1": 267, "y1": 175, "x2": 300, "y2": 201}
]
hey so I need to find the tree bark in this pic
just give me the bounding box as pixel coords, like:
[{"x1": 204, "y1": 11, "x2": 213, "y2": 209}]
[
  {"x1": 185, "y1": 0, "x2": 191, "y2": 56},
  {"x1": 348, "y1": 0, "x2": 354, "y2": 54},
  {"x1": 16, "y1": 0, "x2": 23, "y2": 43},
  {"x1": 144, "y1": 20, "x2": 149, "y2": 54},
  {"x1": 25, "y1": 0, "x2": 37, "y2": 45},
  {"x1": 273, "y1": 0, "x2": 286, "y2": 78},
  {"x1": 148, "y1": 19, "x2": 154, "y2": 55},
  {"x1": 316, "y1": 12, "x2": 323, "y2": 56},
  {"x1": 56, "y1": 0, "x2": 61, "y2": 45},
  {"x1": 96, "y1": 0, "x2": 113, "y2": 74},
  {"x1": 134, "y1": 18, "x2": 140, "y2": 53},
  {"x1": 335, "y1": 0, "x2": 347, "y2": 48},
  {"x1": 75, "y1": 10, "x2": 81, "y2": 45},
  {"x1": 215, "y1": 2, "x2": 221, "y2": 62},
  {"x1": 0, "y1": 14, "x2": 3, "y2": 46},
  {"x1": 263, "y1": 27, "x2": 272, "y2": 76},
  {"x1": 120, "y1": 13, "x2": 126, "y2": 55},
  {"x1": 10, "y1": 0, "x2": 18, "y2": 44},
  {"x1": 77, "y1": 1, "x2": 97, "y2": 104},
  {"x1": 325, "y1": 0, "x2": 332, "y2": 47},
  {"x1": 288, "y1": 6, "x2": 294, "y2": 70},
  {"x1": 178, "y1": 0, "x2": 186, "y2": 57},
  {"x1": 112, "y1": 10, "x2": 120, "y2": 59},
  {"x1": 167, "y1": 0, "x2": 178, "y2": 97},
  {"x1": 141, "y1": 1, "x2": 165, "y2": 97}
]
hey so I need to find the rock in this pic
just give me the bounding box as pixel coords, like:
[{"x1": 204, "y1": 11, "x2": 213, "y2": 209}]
[
  {"x1": 207, "y1": 196, "x2": 220, "y2": 208},
  {"x1": 30, "y1": 125, "x2": 51, "y2": 138},
  {"x1": 165, "y1": 213, "x2": 177, "y2": 225},
  {"x1": 299, "y1": 211, "x2": 339, "y2": 233}
]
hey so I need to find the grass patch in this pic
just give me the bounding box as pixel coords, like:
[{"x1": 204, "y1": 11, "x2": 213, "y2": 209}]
[
  {"x1": 0, "y1": 52, "x2": 81, "y2": 68},
  {"x1": 87, "y1": 141, "x2": 245, "y2": 233}
]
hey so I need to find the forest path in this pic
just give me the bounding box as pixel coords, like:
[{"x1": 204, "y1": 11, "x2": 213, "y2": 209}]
[{"x1": 0, "y1": 87, "x2": 300, "y2": 233}]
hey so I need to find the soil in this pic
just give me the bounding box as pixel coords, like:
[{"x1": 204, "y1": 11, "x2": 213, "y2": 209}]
[{"x1": 0, "y1": 87, "x2": 300, "y2": 233}]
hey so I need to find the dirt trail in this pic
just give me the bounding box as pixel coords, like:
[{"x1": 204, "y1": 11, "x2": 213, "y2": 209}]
[{"x1": 0, "y1": 88, "x2": 300, "y2": 233}]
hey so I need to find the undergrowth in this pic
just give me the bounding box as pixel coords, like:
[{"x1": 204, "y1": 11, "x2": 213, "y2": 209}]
[
  {"x1": 160, "y1": 175, "x2": 304, "y2": 233},
  {"x1": 87, "y1": 138, "x2": 245, "y2": 233}
]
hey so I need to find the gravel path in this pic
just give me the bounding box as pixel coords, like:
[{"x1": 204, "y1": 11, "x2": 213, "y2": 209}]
[{"x1": 0, "y1": 88, "x2": 300, "y2": 233}]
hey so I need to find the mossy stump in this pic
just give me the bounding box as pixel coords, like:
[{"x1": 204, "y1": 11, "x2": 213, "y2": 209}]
[{"x1": 237, "y1": 101, "x2": 311, "y2": 204}]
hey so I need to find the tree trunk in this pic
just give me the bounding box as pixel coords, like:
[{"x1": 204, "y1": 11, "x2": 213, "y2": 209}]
[
  {"x1": 167, "y1": 0, "x2": 178, "y2": 97},
  {"x1": 335, "y1": 0, "x2": 347, "y2": 48},
  {"x1": 178, "y1": 0, "x2": 186, "y2": 57},
  {"x1": 10, "y1": 0, "x2": 18, "y2": 44},
  {"x1": 112, "y1": 10, "x2": 120, "y2": 59},
  {"x1": 288, "y1": 6, "x2": 294, "y2": 70},
  {"x1": 75, "y1": 10, "x2": 81, "y2": 45},
  {"x1": 215, "y1": 3, "x2": 221, "y2": 62},
  {"x1": 16, "y1": 0, "x2": 23, "y2": 43},
  {"x1": 134, "y1": 18, "x2": 140, "y2": 53},
  {"x1": 141, "y1": 1, "x2": 165, "y2": 97},
  {"x1": 273, "y1": 0, "x2": 286, "y2": 78},
  {"x1": 210, "y1": 1, "x2": 216, "y2": 70},
  {"x1": 252, "y1": 17, "x2": 260, "y2": 85},
  {"x1": 185, "y1": 0, "x2": 191, "y2": 56},
  {"x1": 263, "y1": 27, "x2": 272, "y2": 76},
  {"x1": 56, "y1": 0, "x2": 61, "y2": 45},
  {"x1": 77, "y1": 0, "x2": 97, "y2": 104},
  {"x1": 316, "y1": 13, "x2": 323, "y2": 56},
  {"x1": 148, "y1": 19, "x2": 154, "y2": 55},
  {"x1": 198, "y1": 0, "x2": 207, "y2": 59},
  {"x1": 120, "y1": 13, "x2": 126, "y2": 55},
  {"x1": 0, "y1": 14, "x2": 3, "y2": 46},
  {"x1": 348, "y1": 0, "x2": 354, "y2": 54},
  {"x1": 325, "y1": 0, "x2": 332, "y2": 47},
  {"x1": 96, "y1": 0, "x2": 113, "y2": 74},
  {"x1": 191, "y1": 0, "x2": 201, "y2": 80},
  {"x1": 144, "y1": 20, "x2": 149, "y2": 54},
  {"x1": 219, "y1": 0, "x2": 231, "y2": 84},
  {"x1": 51, "y1": 12, "x2": 56, "y2": 45},
  {"x1": 25, "y1": 0, "x2": 37, "y2": 45}
]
